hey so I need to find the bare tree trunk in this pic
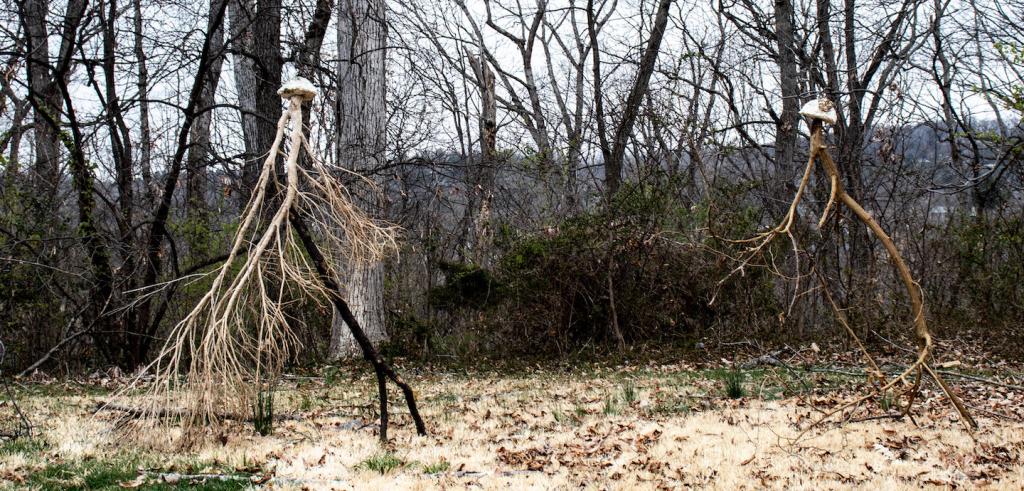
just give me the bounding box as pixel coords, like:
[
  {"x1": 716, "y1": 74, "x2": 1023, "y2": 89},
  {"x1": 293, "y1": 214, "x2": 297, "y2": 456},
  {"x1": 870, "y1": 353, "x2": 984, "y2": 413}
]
[
  {"x1": 228, "y1": 0, "x2": 282, "y2": 200},
  {"x1": 294, "y1": 0, "x2": 334, "y2": 79},
  {"x1": 100, "y1": 0, "x2": 136, "y2": 227},
  {"x1": 22, "y1": 0, "x2": 75, "y2": 203},
  {"x1": 187, "y1": 0, "x2": 226, "y2": 215},
  {"x1": 133, "y1": 0, "x2": 153, "y2": 191},
  {"x1": 587, "y1": 0, "x2": 612, "y2": 178},
  {"x1": 466, "y1": 54, "x2": 497, "y2": 266},
  {"x1": 774, "y1": 0, "x2": 799, "y2": 176},
  {"x1": 602, "y1": 0, "x2": 672, "y2": 196},
  {"x1": 228, "y1": 0, "x2": 257, "y2": 181},
  {"x1": 773, "y1": 0, "x2": 806, "y2": 334},
  {"x1": 330, "y1": 0, "x2": 389, "y2": 359}
]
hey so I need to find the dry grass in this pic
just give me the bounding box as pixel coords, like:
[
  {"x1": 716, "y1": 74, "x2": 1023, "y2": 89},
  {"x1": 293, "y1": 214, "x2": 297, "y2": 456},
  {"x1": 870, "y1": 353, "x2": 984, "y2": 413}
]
[{"x1": 2, "y1": 364, "x2": 1023, "y2": 489}]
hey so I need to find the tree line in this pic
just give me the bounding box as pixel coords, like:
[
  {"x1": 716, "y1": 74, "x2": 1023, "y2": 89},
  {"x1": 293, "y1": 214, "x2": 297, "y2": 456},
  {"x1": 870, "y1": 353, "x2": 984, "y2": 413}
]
[{"x1": 0, "y1": 0, "x2": 1022, "y2": 372}]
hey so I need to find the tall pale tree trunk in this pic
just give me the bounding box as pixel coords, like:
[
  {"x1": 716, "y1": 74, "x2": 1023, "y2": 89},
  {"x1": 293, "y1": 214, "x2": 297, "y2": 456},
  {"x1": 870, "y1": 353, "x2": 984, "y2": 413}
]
[
  {"x1": 330, "y1": 0, "x2": 388, "y2": 358},
  {"x1": 466, "y1": 54, "x2": 497, "y2": 266}
]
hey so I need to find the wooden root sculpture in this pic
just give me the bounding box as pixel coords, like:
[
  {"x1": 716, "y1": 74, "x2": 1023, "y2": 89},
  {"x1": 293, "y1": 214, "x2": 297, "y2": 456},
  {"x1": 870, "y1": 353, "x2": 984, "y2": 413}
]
[
  {"x1": 124, "y1": 78, "x2": 425, "y2": 443},
  {"x1": 726, "y1": 98, "x2": 976, "y2": 431},
  {"x1": 799, "y1": 98, "x2": 976, "y2": 430}
]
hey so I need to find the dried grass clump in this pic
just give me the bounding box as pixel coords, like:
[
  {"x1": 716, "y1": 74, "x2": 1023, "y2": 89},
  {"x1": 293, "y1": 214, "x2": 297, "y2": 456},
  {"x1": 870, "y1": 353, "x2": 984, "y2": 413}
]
[{"x1": 119, "y1": 80, "x2": 396, "y2": 440}]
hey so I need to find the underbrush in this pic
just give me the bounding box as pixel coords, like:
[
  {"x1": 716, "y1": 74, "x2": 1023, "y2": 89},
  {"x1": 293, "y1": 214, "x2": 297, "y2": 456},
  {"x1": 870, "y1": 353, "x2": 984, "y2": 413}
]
[{"x1": 386, "y1": 183, "x2": 780, "y2": 360}]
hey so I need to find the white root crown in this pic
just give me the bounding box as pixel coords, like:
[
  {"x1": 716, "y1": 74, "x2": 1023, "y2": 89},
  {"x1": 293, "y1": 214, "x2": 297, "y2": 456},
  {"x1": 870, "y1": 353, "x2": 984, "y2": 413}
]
[
  {"x1": 277, "y1": 77, "x2": 317, "y2": 101},
  {"x1": 799, "y1": 97, "x2": 837, "y2": 125},
  {"x1": 119, "y1": 80, "x2": 397, "y2": 439}
]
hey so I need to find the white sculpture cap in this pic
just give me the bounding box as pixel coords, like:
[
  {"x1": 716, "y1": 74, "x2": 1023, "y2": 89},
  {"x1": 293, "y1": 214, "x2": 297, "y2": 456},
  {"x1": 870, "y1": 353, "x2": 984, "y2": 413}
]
[
  {"x1": 278, "y1": 77, "x2": 318, "y2": 101},
  {"x1": 799, "y1": 97, "x2": 837, "y2": 125}
]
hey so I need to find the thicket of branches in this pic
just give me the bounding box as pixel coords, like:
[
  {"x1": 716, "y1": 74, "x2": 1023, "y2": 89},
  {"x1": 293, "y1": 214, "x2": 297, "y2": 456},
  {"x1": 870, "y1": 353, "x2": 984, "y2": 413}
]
[{"x1": 1, "y1": 0, "x2": 1023, "y2": 374}]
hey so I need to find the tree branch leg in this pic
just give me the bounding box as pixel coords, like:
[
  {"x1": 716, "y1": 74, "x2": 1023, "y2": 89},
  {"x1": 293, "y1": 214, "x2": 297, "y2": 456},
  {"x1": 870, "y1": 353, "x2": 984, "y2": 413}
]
[
  {"x1": 289, "y1": 210, "x2": 427, "y2": 440},
  {"x1": 810, "y1": 126, "x2": 977, "y2": 429}
]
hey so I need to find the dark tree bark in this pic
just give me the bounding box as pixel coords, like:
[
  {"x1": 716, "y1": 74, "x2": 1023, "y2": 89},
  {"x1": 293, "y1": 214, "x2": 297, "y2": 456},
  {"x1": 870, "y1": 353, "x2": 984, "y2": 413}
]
[
  {"x1": 293, "y1": 0, "x2": 334, "y2": 141},
  {"x1": 22, "y1": 0, "x2": 88, "y2": 205},
  {"x1": 187, "y1": 0, "x2": 227, "y2": 215},
  {"x1": 294, "y1": 0, "x2": 335, "y2": 79},
  {"x1": 774, "y1": 0, "x2": 799, "y2": 176},
  {"x1": 228, "y1": 0, "x2": 282, "y2": 200},
  {"x1": 587, "y1": 0, "x2": 612, "y2": 178},
  {"x1": 132, "y1": 0, "x2": 154, "y2": 191},
  {"x1": 602, "y1": 0, "x2": 673, "y2": 196},
  {"x1": 99, "y1": 0, "x2": 136, "y2": 231}
]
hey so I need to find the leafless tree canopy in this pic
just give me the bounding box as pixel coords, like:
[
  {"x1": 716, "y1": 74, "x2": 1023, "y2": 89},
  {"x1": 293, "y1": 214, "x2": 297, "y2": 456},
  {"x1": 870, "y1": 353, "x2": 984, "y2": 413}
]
[{"x1": 0, "y1": 0, "x2": 1023, "y2": 375}]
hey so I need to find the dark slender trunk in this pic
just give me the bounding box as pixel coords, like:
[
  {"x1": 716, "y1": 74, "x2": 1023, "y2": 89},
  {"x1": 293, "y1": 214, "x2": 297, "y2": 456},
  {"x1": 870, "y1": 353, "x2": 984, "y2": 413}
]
[
  {"x1": 291, "y1": 211, "x2": 426, "y2": 442},
  {"x1": 587, "y1": 0, "x2": 611, "y2": 182},
  {"x1": 101, "y1": 0, "x2": 135, "y2": 227},
  {"x1": 187, "y1": 0, "x2": 226, "y2": 217},
  {"x1": 133, "y1": 0, "x2": 153, "y2": 191},
  {"x1": 774, "y1": 0, "x2": 799, "y2": 177},
  {"x1": 603, "y1": 0, "x2": 673, "y2": 196}
]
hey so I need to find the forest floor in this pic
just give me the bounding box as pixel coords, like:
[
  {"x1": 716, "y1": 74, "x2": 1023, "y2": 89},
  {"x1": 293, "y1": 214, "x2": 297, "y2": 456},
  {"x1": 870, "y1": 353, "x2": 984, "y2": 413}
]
[{"x1": 2, "y1": 345, "x2": 1024, "y2": 490}]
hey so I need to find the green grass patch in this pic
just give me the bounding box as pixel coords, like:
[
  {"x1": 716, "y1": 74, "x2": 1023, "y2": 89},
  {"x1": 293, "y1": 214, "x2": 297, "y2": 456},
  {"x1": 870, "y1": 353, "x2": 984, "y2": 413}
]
[
  {"x1": 880, "y1": 390, "x2": 895, "y2": 411},
  {"x1": 422, "y1": 460, "x2": 450, "y2": 474},
  {"x1": 13, "y1": 382, "x2": 113, "y2": 398},
  {"x1": 621, "y1": 380, "x2": 637, "y2": 404},
  {"x1": 358, "y1": 452, "x2": 404, "y2": 474},
  {"x1": 252, "y1": 390, "x2": 274, "y2": 436},
  {"x1": 651, "y1": 398, "x2": 691, "y2": 416},
  {"x1": 602, "y1": 392, "x2": 621, "y2": 416},
  {"x1": 722, "y1": 369, "x2": 746, "y2": 399},
  {"x1": 26, "y1": 460, "x2": 250, "y2": 490},
  {"x1": 0, "y1": 437, "x2": 48, "y2": 456},
  {"x1": 430, "y1": 392, "x2": 459, "y2": 404}
]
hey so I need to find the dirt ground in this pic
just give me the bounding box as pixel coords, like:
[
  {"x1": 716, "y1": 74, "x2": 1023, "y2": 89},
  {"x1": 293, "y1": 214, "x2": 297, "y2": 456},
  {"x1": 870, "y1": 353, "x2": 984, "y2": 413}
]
[{"x1": 2, "y1": 359, "x2": 1023, "y2": 490}]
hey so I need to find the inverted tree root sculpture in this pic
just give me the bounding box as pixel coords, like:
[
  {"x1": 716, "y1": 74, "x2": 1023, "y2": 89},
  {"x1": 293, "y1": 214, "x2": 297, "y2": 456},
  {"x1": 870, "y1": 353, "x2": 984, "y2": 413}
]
[
  {"x1": 125, "y1": 79, "x2": 425, "y2": 442},
  {"x1": 732, "y1": 98, "x2": 976, "y2": 431}
]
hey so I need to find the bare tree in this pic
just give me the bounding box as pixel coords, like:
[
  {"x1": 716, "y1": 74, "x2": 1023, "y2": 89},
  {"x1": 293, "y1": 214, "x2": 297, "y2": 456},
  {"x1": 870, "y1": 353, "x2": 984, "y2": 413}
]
[
  {"x1": 186, "y1": 0, "x2": 226, "y2": 215},
  {"x1": 331, "y1": 0, "x2": 390, "y2": 358},
  {"x1": 595, "y1": 0, "x2": 673, "y2": 196},
  {"x1": 21, "y1": 0, "x2": 88, "y2": 206},
  {"x1": 228, "y1": 0, "x2": 283, "y2": 198}
]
